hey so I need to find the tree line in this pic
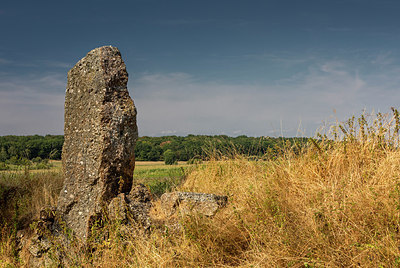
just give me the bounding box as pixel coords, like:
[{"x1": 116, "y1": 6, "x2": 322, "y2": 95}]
[
  {"x1": 0, "y1": 135, "x2": 63, "y2": 164},
  {"x1": 135, "y1": 135, "x2": 308, "y2": 162},
  {"x1": 0, "y1": 134, "x2": 308, "y2": 164}
]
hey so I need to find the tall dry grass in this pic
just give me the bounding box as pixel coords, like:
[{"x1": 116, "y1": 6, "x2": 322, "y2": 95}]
[
  {"x1": 78, "y1": 110, "x2": 400, "y2": 267},
  {"x1": 3, "y1": 111, "x2": 400, "y2": 267},
  {"x1": 0, "y1": 171, "x2": 64, "y2": 266}
]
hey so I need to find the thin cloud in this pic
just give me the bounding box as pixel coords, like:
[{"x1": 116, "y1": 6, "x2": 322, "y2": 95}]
[
  {"x1": 132, "y1": 59, "x2": 398, "y2": 137},
  {"x1": 160, "y1": 130, "x2": 178, "y2": 135},
  {"x1": 160, "y1": 19, "x2": 217, "y2": 26},
  {"x1": 0, "y1": 73, "x2": 65, "y2": 135},
  {"x1": 320, "y1": 61, "x2": 348, "y2": 76},
  {"x1": 229, "y1": 52, "x2": 316, "y2": 68},
  {"x1": 327, "y1": 27, "x2": 352, "y2": 32},
  {"x1": 0, "y1": 90, "x2": 64, "y2": 135},
  {"x1": 1, "y1": 57, "x2": 400, "y2": 137},
  {"x1": 0, "y1": 56, "x2": 71, "y2": 69},
  {"x1": 40, "y1": 60, "x2": 72, "y2": 69},
  {"x1": 371, "y1": 52, "x2": 395, "y2": 66},
  {"x1": 159, "y1": 18, "x2": 252, "y2": 27},
  {"x1": 0, "y1": 73, "x2": 66, "y2": 93},
  {"x1": 0, "y1": 58, "x2": 12, "y2": 64}
]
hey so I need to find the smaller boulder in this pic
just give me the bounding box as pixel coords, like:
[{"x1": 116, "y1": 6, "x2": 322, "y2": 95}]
[
  {"x1": 126, "y1": 184, "x2": 153, "y2": 230},
  {"x1": 23, "y1": 207, "x2": 64, "y2": 267},
  {"x1": 160, "y1": 192, "x2": 228, "y2": 217},
  {"x1": 107, "y1": 184, "x2": 152, "y2": 230},
  {"x1": 28, "y1": 234, "x2": 51, "y2": 258},
  {"x1": 108, "y1": 193, "x2": 129, "y2": 223}
]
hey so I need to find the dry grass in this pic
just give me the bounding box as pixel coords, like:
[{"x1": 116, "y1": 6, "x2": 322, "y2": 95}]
[
  {"x1": 80, "y1": 111, "x2": 400, "y2": 267},
  {"x1": 2, "y1": 111, "x2": 400, "y2": 267},
  {"x1": 0, "y1": 171, "x2": 64, "y2": 266},
  {"x1": 178, "y1": 151, "x2": 400, "y2": 266}
]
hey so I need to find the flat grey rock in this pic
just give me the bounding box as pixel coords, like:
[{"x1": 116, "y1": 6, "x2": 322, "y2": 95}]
[{"x1": 161, "y1": 192, "x2": 228, "y2": 217}]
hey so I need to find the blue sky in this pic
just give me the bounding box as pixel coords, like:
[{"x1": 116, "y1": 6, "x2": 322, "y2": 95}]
[{"x1": 1, "y1": 0, "x2": 400, "y2": 137}]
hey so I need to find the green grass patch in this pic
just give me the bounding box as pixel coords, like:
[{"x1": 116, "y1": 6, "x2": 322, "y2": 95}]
[
  {"x1": 133, "y1": 166, "x2": 188, "y2": 197},
  {"x1": 133, "y1": 166, "x2": 185, "y2": 179}
]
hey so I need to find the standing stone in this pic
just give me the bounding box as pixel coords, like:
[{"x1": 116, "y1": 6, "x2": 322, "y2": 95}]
[{"x1": 57, "y1": 46, "x2": 138, "y2": 242}]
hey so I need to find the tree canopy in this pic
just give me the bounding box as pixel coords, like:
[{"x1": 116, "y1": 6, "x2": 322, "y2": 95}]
[{"x1": 0, "y1": 135, "x2": 308, "y2": 163}]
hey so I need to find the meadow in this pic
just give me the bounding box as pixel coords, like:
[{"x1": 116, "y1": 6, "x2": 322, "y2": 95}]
[{"x1": 1, "y1": 111, "x2": 400, "y2": 267}]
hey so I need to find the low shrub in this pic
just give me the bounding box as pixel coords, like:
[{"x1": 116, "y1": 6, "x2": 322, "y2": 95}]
[{"x1": 0, "y1": 162, "x2": 9, "y2": 170}]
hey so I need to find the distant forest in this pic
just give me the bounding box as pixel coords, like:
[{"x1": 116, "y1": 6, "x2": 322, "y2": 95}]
[{"x1": 0, "y1": 135, "x2": 308, "y2": 163}]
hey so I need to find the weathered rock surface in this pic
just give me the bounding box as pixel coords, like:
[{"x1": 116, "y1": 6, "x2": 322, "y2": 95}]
[
  {"x1": 57, "y1": 46, "x2": 138, "y2": 242},
  {"x1": 160, "y1": 192, "x2": 228, "y2": 217},
  {"x1": 23, "y1": 207, "x2": 64, "y2": 267},
  {"x1": 108, "y1": 184, "x2": 152, "y2": 230}
]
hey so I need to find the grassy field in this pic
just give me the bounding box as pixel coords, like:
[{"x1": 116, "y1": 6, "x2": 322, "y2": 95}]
[
  {"x1": 134, "y1": 161, "x2": 189, "y2": 175},
  {"x1": 2, "y1": 112, "x2": 400, "y2": 266},
  {"x1": 133, "y1": 161, "x2": 190, "y2": 196},
  {"x1": 0, "y1": 160, "x2": 189, "y2": 199},
  {"x1": 0, "y1": 160, "x2": 62, "y2": 173}
]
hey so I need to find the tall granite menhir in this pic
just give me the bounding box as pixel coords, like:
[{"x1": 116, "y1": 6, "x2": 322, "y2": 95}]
[{"x1": 57, "y1": 46, "x2": 138, "y2": 242}]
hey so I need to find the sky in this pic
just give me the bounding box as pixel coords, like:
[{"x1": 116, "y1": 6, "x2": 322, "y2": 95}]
[{"x1": 1, "y1": 0, "x2": 400, "y2": 137}]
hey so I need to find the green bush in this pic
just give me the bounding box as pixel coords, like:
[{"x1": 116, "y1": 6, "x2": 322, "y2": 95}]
[
  {"x1": 32, "y1": 157, "x2": 42, "y2": 163},
  {"x1": 6, "y1": 156, "x2": 19, "y2": 165},
  {"x1": 163, "y1": 149, "x2": 177, "y2": 165},
  {"x1": 187, "y1": 157, "x2": 203, "y2": 164},
  {"x1": 145, "y1": 177, "x2": 181, "y2": 197},
  {"x1": 34, "y1": 162, "x2": 51, "y2": 170},
  {"x1": 0, "y1": 162, "x2": 9, "y2": 171}
]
